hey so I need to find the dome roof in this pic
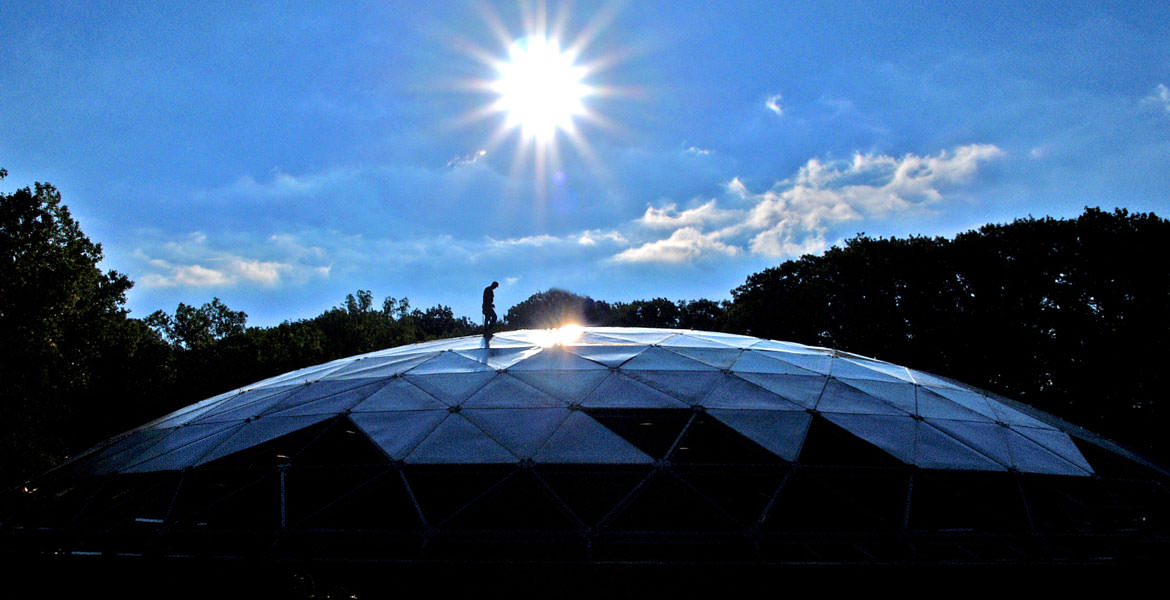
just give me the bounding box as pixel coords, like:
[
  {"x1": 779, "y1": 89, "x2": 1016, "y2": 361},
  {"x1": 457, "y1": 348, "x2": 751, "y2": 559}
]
[
  {"x1": 71, "y1": 327, "x2": 1110, "y2": 477},
  {"x1": 9, "y1": 327, "x2": 1169, "y2": 568}
]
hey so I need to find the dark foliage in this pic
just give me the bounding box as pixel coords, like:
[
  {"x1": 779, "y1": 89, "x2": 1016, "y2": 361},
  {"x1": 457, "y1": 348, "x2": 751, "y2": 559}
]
[
  {"x1": 726, "y1": 207, "x2": 1170, "y2": 463},
  {"x1": 2, "y1": 165, "x2": 1166, "y2": 486},
  {"x1": 0, "y1": 175, "x2": 151, "y2": 482}
]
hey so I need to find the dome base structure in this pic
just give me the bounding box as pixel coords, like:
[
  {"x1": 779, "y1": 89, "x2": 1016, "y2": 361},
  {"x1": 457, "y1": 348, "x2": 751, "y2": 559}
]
[{"x1": 3, "y1": 328, "x2": 1169, "y2": 572}]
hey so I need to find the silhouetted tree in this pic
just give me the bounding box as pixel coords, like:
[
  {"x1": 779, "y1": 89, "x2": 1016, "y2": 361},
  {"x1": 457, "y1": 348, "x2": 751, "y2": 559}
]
[
  {"x1": 505, "y1": 289, "x2": 612, "y2": 328},
  {"x1": 728, "y1": 207, "x2": 1170, "y2": 462},
  {"x1": 146, "y1": 297, "x2": 247, "y2": 349},
  {"x1": 0, "y1": 171, "x2": 137, "y2": 482}
]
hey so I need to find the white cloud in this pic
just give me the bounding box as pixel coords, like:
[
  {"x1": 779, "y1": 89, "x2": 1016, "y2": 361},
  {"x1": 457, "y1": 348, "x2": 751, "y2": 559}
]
[
  {"x1": 447, "y1": 149, "x2": 488, "y2": 167},
  {"x1": 637, "y1": 200, "x2": 740, "y2": 230},
  {"x1": 1142, "y1": 83, "x2": 1170, "y2": 114},
  {"x1": 577, "y1": 229, "x2": 628, "y2": 246},
  {"x1": 613, "y1": 227, "x2": 740, "y2": 263},
  {"x1": 488, "y1": 234, "x2": 561, "y2": 247},
  {"x1": 684, "y1": 146, "x2": 711, "y2": 155},
  {"x1": 614, "y1": 144, "x2": 1005, "y2": 262},
  {"x1": 134, "y1": 231, "x2": 331, "y2": 289},
  {"x1": 765, "y1": 93, "x2": 783, "y2": 116}
]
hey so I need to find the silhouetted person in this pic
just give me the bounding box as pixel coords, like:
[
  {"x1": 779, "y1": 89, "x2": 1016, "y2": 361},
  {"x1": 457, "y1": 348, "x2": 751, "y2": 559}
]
[{"x1": 483, "y1": 281, "x2": 499, "y2": 337}]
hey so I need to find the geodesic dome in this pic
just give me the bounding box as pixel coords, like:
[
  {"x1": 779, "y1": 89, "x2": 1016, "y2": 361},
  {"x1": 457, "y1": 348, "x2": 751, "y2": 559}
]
[{"x1": 5, "y1": 327, "x2": 1169, "y2": 565}]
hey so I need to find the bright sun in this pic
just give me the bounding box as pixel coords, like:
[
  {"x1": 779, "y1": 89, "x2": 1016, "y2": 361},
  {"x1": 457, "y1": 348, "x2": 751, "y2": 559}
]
[{"x1": 491, "y1": 36, "x2": 590, "y2": 142}]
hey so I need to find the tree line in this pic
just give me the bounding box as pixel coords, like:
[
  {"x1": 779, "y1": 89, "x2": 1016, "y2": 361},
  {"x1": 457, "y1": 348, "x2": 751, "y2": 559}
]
[{"x1": 2, "y1": 167, "x2": 1167, "y2": 485}]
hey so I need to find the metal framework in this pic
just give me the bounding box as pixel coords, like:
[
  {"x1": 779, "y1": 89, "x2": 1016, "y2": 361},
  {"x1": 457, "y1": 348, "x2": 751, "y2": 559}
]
[{"x1": 5, "y1": 412, "x2": 1168, "y2": 566}]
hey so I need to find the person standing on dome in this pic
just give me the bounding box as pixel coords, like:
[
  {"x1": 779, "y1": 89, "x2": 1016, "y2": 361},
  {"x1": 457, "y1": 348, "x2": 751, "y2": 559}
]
[{"x1": 482, "y1": 281, "x2": 499, "y2": 337}]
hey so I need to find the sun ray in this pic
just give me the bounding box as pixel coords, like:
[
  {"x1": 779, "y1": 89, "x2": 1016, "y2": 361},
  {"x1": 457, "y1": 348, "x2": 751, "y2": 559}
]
[{"x1": 450, "y1": 0, "x2": 635, "y2": 200}]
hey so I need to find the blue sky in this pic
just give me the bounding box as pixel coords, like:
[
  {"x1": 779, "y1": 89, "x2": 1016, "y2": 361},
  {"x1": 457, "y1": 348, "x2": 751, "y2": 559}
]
[{"x1": 2, "y1": 1, "x2": 1169, "y2": 326}]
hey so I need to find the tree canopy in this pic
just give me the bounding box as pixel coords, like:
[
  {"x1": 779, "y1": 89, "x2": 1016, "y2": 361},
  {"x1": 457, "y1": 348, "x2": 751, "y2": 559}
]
[{"x1": 1, "y1": 170, "x2": 1167, "y2": 484}]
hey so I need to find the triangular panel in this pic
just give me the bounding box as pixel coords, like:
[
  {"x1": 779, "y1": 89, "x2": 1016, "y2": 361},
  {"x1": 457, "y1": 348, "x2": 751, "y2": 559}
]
[
  {"x1": 262, "y1": 379, "x2": 390, "y2": 418},
  {"x1": 1008, "y1": 426, "x2": 1093, "y2": 475},
  {"x1": 461, "y1": 408, "x2": 570, "y2": 458},
  {"x1": 914, "y1": 421, "x2": 1006, "y2": 471},
  {"x1": 508, "y1": 368, "x2": 611, "y2": 404},
  {"x1": 564, "y1": 344, "x2": 646, "y2": 368},
  {"x1": 621, "y1": 346, "x2": 721, "y2": 372},
  {"x1": 580, "y1": 372, "x2": 690, "y2": 409},
  {"x1": 733, "y1": 372, "x2": 827, "y2": 408},
  {"x1": 325, "y1": 352, "x2": 438, "y2": 380},
  {"x1": 350, "y1": 410, "x2": 447, "y2": 460},
  {"x1": 533, "y1": 411, "x2": 655, "y2": 464},
  {"x1": 731, "y1": 350, "x2": 821, "y2": 376},
  {"x1": 659, "y1": 346, "x2": 743, "y2": 370},
  {"x1": 405, "y1": 413, "x2": 518, "y2": 463},
  {"x1": 405, "y1": 350, "x2": 496, "y2": 375},
  {"x1": 404, "y1": 371, "x2": 497, "y2": 406},
  {"x1": 916, "y1": 387, "x2": 997, "y2": 423},
  {"x1": 350, "y1": 378, "x2": 448, "y2": 412},
  {"x1": 195, "y1": 414, "x2": 336, "y2": 466},
  {"x1": 707, "y1": 409, "x2": 811, "y2": 461},
  {"x1": 453, "y1": 346, "x2": 541, "y2": 370},
  {"x1": 120, "y1": 423, "x2": 245, "y2": 473},
  {"x1": 462, "y1": 373, "x2": 563, "y2": 409},
  {"x1": 623, "y1": 369, "x2": 721, "y2": 406},
  {"x1": 700, "y1": 374, "x2": 805, "y2": 411},
  {"x1": 815, "y1": 378, "x2": 910, "y2": 416}
]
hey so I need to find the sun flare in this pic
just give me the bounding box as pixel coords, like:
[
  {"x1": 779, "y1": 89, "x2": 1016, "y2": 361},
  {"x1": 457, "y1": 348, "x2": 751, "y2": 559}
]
[{"x1": 492, "y1": 36, "x2": 590, "y2": 142}]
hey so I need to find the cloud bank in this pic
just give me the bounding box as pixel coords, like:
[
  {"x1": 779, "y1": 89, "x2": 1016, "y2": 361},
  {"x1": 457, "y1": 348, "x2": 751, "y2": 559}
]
[{"x1": 614, "y1": 143, "x2": 1005, "y2": 262}]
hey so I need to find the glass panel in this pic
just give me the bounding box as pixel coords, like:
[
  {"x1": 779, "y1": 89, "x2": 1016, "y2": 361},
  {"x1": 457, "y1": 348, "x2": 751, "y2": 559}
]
[
  {"x1": 754, "y1": 350, "x2": 832, "y2": 375},
  {"x1": 658, "y1": 346, "x2": 742, "y2": 370},
  {"x1": 924, "y1": 418, "x2": 1013, "y2": 470},
  {"x1": 189, "y1": 385, "x2": 304, "y2": 424},
  {"x1": 915, "y1": 421, "x2": 1006, "y2": 471},
  {"x1": 834, "y1": 358, "x2": 914, "y2": 383},
  {"x1": 905, "y1": 368, "x2": 964, "y2": 390},
  {"x1": 580, "y1": 372, "x2": 690, "y2": 409},
  {"x1": 261, "y1": 379, "x2": 388, "y2": 418},
  {"x1": 816, "y1": 379, "x2": 909, "y2": 416},
  {"x1": 196, "y1": 414, "x2": 334, "y2": 466},
  {"x1": 707, "y1": 409, "x2": 811, "y2": 461},
  {"x1": 120, "y1": 423, "x2": 245, "y2": 473},
  {"x1": 533, "y1": 411, "x2": 655, "y2": 464},
  {"x1": 564, "y1": 344, "x2": 646, "y2": 368},
  {"x1": 350, "y1": 410, "x2": 447, "y2": 460},
  {"x1": 462, "y1": 373, "x2": 563, "y2": 409},
  {"x1": 595, "y1": 329, "x2": 679, "y2": 345},
  {"x1": 404, "y1": 371, "x2": 497, "y2": 405},
  {"x1": 350, "y1": 378, "x2": 447, "y2": 412},
  {"x1": 1009, "y1": 426, "x2": 1093, "y2": 475},
  {"x1": 832, "y1": 377, "x2": 916, "y2": 414},
  {"x1": 622, "y1": 370, "x2": 721, "y2": 406},
  {"x1": 821, "y1": 413, "x2": 916, "y2": 465},
  {"x1": 405, "y1": 350, "x2": 496, "y2": 375},
  {"x1": 453, "y1": 346, "x2": 542, "y2": 370},
  {"x1": 325, "y1": 352, "x2": 438, "y2": 380},
  {"x1": 80, "y1": 428, "x2": 175, "y2": 476},
  {"x1": 405, "y1": 413, "x2": 518, "y2": 463},
  {"x1": 921, "y1": 386, "x2": 999, "y2": 421},
  {"x1": 731, "y1": 350, "x2": 820, "y2": 375},
  {"x1": 660, "y1": 333, "x2": 740, "y2": 349},
  {"x1": 620, "y1": 346, "x2": 720, "y2": 372},
  {"x1": 984, "y1": 392, "x2": 1053, "y2": 429},
  {"x1": 916, "y1": 387, "x2": 996, "y2": 422},
  {"x1": 688, "y1": 331, "x2": 761, "y2": 347},
  {"x1": 573, "y1": 331, "x2": 640, "y2": 344},
  {"x1": 700, "y1": 374, "x2": 805, "y2": 410},
  {"x1": 733, "y1": 372, "x2": 827, "y2": 408},
  {"x1": 508, "y1": 368, "x2": 611, "y2": 403},
  {"x1": 509, "y1": 346, "x2": 610, "y2": 372},
  {"x1": 461, "y1": 408, "x2": 571, "y2": 459}
]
